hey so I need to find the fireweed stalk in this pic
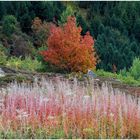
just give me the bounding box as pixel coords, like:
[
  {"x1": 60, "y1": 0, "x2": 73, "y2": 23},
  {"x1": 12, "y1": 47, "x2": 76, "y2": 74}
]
[{"x1": 0, "y1": 78, "x2": 140, "y2": 138}]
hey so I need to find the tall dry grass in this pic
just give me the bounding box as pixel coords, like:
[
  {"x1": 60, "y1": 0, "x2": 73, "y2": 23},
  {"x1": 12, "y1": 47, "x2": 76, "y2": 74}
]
[{"x1": 0, "y1": 78, "x2": 140, "y2": 138}]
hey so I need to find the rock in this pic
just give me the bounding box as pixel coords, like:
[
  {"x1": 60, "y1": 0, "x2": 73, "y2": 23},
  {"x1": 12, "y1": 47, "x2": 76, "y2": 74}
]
[
  {"x1": 87, "y1": 70, "x2": 97, "y2": 78},
  {"x1": 95, "y1": 78, "x2": 100, "y2": 81},
  {"x1": 0, "y1": 66, "x2": 17, "y2": 73},
  {"x1": 0, "y1": 68, "x2": 5, "y2": 77}
]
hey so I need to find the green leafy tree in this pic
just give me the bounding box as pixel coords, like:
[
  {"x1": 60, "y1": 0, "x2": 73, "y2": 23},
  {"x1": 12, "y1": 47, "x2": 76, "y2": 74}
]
[
  {"x1": 19, "y1": 13, "x2": 32, "y2": 33},
  {"x1": 90, "y1": 16, "x2": 102, "y2": 38},
  {"x1": 109, "y1": 14, "x2": 125, "y2": 33},
  {"x1": 133, "y1": 18, "x2": 140, "y2": 41},
  {"x1": 0, "y1": 2, "x2": 6, "y2": 19},
  {"x1": 95, "y1": 27, "x2": 136, "y2": 71},
  {"x1": 2, "y1": 15, "x2": 18, "y2": 37},
  {"x1": 129, "y1": 58, "x2": 140, "y2": 80},
  {"x1": 76, "y1": 14, "x2": 88, "y2": 35},
  {"x1": 130, "y1": 41, "x2": 140, "y2": 56},
  {"x1": 59, "y1": 5, "x2": 75, "y2": 24}
]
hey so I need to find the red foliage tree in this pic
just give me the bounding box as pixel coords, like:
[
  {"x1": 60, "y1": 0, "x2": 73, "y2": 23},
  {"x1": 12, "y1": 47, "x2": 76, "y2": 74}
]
[{"x1": 41, "y1": 16, "x2": 97, "y2": 73}]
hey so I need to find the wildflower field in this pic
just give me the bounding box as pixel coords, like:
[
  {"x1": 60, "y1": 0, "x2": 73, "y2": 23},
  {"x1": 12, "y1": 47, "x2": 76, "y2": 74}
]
[{"x1": 0, "y1": 78, "x2": 140, "y2": 139}]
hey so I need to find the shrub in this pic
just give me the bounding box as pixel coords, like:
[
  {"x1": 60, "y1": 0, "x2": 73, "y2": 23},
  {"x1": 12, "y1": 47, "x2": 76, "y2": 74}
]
[
  {"x1": 6, "y1": 56, "x2": 43, "y2": 72},
  {"x1": 95, "y1": 69, "x2": 140, "y2": 86},
  {"x1": 119, "y1": 67, "x2": 127, "y2": 77},
  {"x1": 10, "y1": 35, "x2": 35, "y2": 58},
  {"x1": 34, "y1": 45, "x2": 51, "y2": 72},
  {"x1": 0, "y1": 44, "x2": 7, "y2": 65},
  {"x1": 32, "y1": 17, "x2": 50, "y2": 47},
  {"x1": 76, "y1": 14, "x2": 88, "y2": 35},
  {"x1": 6, "y1": 57, "x2": 22, "y2": 69},
  {"x1": 118, "y1": 74, "x2": 140, "y2": 86},
  {"x1": 59, "y1": 5, "x2": 75, "y2": 24},
  {"x1": 21, "y1": 56, "x2": 43, "y2": 72},
  {"x1": 0, "y1": 51, "x2": 7, "y2": 65},
  {"x1": 41, "y1": 16, "x2": 97, "y2": 73},
  {"x1": 129, "y1": 58, "x2": 140, "y2": 80},
  {"x1": 2, "y1": 15, "x2": 18, "y2": 37},
  {"x1": 95, "y1": 69, "x2": 117, "y2": 78},
  {"x1": 35, "y1": 45, "x2": 48, "y2": 61}
]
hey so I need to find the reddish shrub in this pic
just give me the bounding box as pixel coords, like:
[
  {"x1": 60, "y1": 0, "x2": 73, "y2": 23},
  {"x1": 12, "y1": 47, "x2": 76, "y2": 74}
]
[{"x1": 41, "y1": 16, "x2": 97, "y2": 73}]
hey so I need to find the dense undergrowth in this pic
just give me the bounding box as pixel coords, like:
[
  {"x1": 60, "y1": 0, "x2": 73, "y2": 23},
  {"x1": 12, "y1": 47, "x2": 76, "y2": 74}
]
[{"x1": 0, "y1": 78, "x2": 140, "y2": 138}]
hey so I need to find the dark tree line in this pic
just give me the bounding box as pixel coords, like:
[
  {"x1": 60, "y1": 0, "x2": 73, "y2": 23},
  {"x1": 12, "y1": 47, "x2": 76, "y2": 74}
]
[
  {"x1": 78, "y1": 2, "x2": 140, "y2": 71},
  {"x1": 0, "y1": 1, "x2": 65, "y2": 33}
]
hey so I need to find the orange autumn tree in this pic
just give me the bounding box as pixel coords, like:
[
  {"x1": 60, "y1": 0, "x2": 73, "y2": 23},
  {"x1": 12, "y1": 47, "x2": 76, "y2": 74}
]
[{"x1": 41, "y1": 16, "x2": 97, "y2": 73}]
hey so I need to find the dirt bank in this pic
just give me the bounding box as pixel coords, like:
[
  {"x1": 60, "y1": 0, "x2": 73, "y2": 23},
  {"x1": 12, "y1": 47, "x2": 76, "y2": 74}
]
[{"x1": 0, "y1": 66, "x2": 140, "y2": 97}]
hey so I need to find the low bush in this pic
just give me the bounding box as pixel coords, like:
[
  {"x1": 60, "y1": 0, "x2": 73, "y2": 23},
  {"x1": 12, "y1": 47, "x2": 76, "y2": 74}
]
[
  {"x1": 117, "y1": 74, "x2": 140, "y2": 86},
  {"x1": 129, "y1": 58, "x2": 140, "y2": 80},
  {"x1": 0, "y1": 45, "x2": 44, "y2": 72},
  {"x1": 0, "y1": 51, "x2": 7, "y2": 65},
  {"x1": 6, "y1": 56, "x2": 43, "y2": 72},
  {"x1": 0, "y1": 44, "x2": 7, "y2": 65},
  {"x1": 95, "y1": 69, "x2": 117, "y2": 78},
  {"x1": 2, "y1": 15, "x2": 18, "y2": 37},
  {"x1": 32, "y1": 17, "x2": 50, "y2": 48}
]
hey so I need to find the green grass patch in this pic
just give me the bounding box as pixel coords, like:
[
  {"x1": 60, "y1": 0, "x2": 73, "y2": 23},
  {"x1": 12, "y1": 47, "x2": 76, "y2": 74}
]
[{"x1": 95, "y1": 69, "x2": 140, "y2": 86}]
